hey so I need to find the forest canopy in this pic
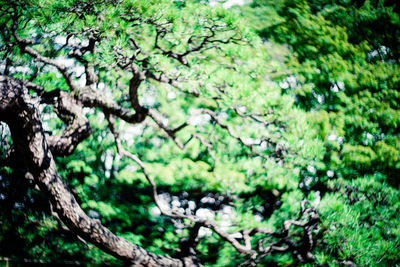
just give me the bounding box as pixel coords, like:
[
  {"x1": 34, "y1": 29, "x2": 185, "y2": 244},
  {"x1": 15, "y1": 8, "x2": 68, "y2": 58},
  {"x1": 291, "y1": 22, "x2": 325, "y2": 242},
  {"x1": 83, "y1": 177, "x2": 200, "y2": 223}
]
[{"x1": 0, "y1": 0, "x2": 399, "y2": 266}]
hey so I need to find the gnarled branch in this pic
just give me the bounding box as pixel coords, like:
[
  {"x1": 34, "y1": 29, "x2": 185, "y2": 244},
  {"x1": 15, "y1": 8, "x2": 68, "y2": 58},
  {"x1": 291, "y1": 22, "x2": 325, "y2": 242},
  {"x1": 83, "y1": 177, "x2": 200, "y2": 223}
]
[{"x1": 0, "y1": 75, "x2": 196, "y2": 267}]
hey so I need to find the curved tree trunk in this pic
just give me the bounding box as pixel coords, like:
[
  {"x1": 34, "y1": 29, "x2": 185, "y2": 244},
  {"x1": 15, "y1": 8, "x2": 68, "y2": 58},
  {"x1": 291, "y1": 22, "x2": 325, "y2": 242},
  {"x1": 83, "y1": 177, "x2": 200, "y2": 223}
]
[{"x1": 0, "y1": 76, "x2": 197, "y2": 267}]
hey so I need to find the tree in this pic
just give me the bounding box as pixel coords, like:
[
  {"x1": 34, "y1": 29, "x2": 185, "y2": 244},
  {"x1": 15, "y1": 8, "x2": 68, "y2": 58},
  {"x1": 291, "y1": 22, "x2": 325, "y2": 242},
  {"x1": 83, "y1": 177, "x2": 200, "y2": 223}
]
[
  {"x1": 239, "y1": 0, "x2": 400, "y2": 265},
  {"x1": 0, "y1": 0, "x2": 322, "y2": 266}
]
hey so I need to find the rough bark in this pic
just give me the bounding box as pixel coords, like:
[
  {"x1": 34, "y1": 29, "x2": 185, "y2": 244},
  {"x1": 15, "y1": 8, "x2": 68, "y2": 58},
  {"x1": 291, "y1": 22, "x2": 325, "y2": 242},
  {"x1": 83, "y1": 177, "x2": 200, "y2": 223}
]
[
  {"x1": 44, "y1": 90, "x2": 92, "y2": 156},
  {"x1": 0, "y1": 75, "x2": 197, "y2": 267}
]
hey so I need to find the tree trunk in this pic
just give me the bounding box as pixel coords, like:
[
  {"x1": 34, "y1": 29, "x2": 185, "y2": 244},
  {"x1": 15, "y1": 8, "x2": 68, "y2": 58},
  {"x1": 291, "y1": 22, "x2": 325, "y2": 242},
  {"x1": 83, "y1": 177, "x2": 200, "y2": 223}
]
[{"x1": 0, "y1": 75, "x2": 197, "y2": 267}]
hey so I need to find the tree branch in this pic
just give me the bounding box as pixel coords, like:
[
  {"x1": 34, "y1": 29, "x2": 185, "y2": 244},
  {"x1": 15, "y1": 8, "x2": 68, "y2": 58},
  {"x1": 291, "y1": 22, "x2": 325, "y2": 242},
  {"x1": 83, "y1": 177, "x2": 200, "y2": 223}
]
[
  {"x1": 44, "y1": 90, "x2": 92, "y2": 156},
  {"x1": 12, "y1": 21, "x2": 79, "y2": 91},
  {"x1": 0, "y1": 75, "x2": 194, "y2": 267}
]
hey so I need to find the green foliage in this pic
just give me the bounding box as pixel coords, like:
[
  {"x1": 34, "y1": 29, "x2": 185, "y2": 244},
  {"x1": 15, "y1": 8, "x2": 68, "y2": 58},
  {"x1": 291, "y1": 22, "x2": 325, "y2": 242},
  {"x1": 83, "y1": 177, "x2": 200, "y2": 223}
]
[
  {"x1": 242, "y1": 0, "x2": 400, "y2": 183},
  {"x1": 239, "y1": 0, "x2": 400, "y2": 265},
  {"x1": 318, "y1": 177, "x2": 400, "y2": 266},
  {"x1": 0, "y1": 0, "x2": 322, "y2": 265},
  {"x1": 0, "y1": 0, "x2": 399, "y2": 266}
]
